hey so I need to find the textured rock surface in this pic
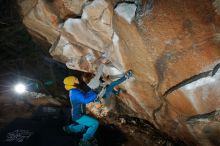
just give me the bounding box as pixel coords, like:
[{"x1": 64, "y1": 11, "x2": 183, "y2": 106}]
[
  {"x1": 48, "y1": 0, "x2": 88, "y2": 20},
  {"x1": 214, "y1": 0, "x2": 220, "y2": 15},
  {"x1": 22, "y1": 0, "x2": 60, "y2": 48},
  {"x1": 19, "y1": 0, "x2": 220, "y2": 145},
  {"x1": 17, "y1": 0, "x2": 38, "y2": 17},
  {"x1": 114, "y1": 3, "x2": 137, "y2": 24}
]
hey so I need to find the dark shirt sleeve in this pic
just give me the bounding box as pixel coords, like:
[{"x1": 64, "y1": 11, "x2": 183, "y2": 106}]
[{"x1": 78, "y1": 90, "x2": 97, "y2": 104}]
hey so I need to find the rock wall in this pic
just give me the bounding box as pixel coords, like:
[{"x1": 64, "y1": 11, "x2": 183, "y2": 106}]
[{"x1": 18, "y1": 0, "x2": 220, "y2": 145}]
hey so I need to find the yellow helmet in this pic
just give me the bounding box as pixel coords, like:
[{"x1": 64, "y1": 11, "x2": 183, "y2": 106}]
[{"x1": 63, "y1": 76, "x2": 79, "y2": 90}]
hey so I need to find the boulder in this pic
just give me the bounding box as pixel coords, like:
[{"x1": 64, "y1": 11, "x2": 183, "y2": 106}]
[
  {"x1": 51, "y1": 0, "x2": 115, "y2": 72},
  {"x1": 50, "y1": 35, "x2": 101, "y2": 72},
  {"x1": 22, "y1": 0, "x2": 60, "y2": 47},
  {"x1": 52, "y1": 0, "x2": 88, "y2": 19},
  {"x1": 18, "y1": 0, "x2": 220, "y2": 145},
  {"x1": 82, "y1": 0, "x2": 113, "y2": 41}
]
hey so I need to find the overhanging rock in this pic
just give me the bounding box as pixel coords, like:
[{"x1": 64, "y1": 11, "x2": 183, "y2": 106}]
[{"x1": 19, "y1": 0, "x2": 220, "y2": 145}]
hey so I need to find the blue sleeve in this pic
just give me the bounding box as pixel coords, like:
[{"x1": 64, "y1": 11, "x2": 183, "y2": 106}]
[{"x1": 78, "y1": 90, "x2": 97, "y2": 104}]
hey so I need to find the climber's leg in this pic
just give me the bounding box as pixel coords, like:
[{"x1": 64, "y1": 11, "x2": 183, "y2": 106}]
[{"x1": 103, "y1": 70, "x2": 133, "y2": 98}]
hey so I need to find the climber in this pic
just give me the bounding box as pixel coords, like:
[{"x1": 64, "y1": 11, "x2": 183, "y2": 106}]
[{"x1": 62, "y1": 76, "x2": 99, "y2": 146}]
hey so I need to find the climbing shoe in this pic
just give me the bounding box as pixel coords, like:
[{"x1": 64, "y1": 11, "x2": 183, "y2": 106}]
[
  {"x1": 62, "y1": 126, "x2": 71, "y2": 134},
  {"x1": 90, "y1": 138, "x2": 98, "y2": 146},
  {"x1": 125, "y1": 70, "x2": 133, "y2": 79},
  {"x1": 114, "y1": 88, "x2": 122, "y2": 95}
]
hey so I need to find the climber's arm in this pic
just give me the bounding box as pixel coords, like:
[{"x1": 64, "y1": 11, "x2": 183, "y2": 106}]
[{"x1": 87, "y1": 64, "x2": 105, "y2": 89}]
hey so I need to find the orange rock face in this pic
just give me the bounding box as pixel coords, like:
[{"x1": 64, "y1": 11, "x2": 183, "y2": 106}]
[{"x1": 18, "y1": 0, "x2": 220, "y2": 145}]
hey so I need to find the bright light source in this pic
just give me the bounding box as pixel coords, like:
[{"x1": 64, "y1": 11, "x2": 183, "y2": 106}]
[{"x1": 14, "y1": 83, "x2": 26, "y2": 94}]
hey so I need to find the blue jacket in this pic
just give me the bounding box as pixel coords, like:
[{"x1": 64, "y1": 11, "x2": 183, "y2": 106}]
[{"x1": 69, "y1": 88, "x2": 97, "y2": 120}]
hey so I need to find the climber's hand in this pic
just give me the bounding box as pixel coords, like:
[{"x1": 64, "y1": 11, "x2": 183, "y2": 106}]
[
  {"x1": 101, "y1": 58, "x2": 108, "y2": 64},
  {"x1": 95, "y1": 103, "x2": 102, "y2": 109}
]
